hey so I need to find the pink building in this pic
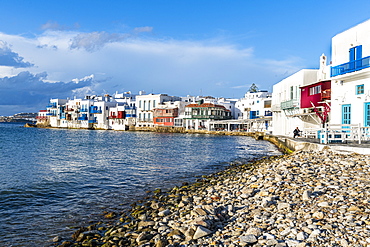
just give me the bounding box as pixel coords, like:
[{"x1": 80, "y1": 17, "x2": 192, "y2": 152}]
[{"x1": 300, "y1": 80, "x2": 331, "y2": 125}]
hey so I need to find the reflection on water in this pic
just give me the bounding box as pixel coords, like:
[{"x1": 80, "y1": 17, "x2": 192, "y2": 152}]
[{"x1": 0, "y1": 123, "x2": 280, "y2": 246}]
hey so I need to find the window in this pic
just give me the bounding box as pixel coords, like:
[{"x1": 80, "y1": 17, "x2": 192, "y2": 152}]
[
  {"x1": 309, "y1": 85, "x2": 321, "y2": 95},
  {"x1": 264, "y1": 100, "x2": 272, "y2": 108},
  {"x1": 356, "y1": 84, "x2": 364, "y2": 95},
  {"x1": 290, "y1": 86, "x2": 294, "y2": 100}
]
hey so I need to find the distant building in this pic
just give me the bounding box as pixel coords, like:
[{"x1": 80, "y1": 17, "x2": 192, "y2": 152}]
[
  {"x1": 153, "y1": 107, "x2": 179, "y2": 127},
  {"x1": 36, "y1": 110, "x2": 48, "y2": 125},
  {"x1": 184, "y1": 100, "x2": 232, "y2": 130},
  {"x1": 235, "y1": 90, "x2": 272, "y2": 119},
  {"x1": 136, "y1": 93, "x2": 181, "y2": 127}
]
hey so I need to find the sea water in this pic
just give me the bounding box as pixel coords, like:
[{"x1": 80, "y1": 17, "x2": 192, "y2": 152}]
[{"x1": 0, "y1": 123, "x2": 280, "y2": 246}]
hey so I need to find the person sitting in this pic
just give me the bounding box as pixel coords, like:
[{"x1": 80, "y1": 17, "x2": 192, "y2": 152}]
[{"x1": 293, "y1": 127, "x2": 301, "y2": 138}]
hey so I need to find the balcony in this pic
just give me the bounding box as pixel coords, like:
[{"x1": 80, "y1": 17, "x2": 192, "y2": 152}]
[
  {"x1": 46, "y1": 103, "x2": 57, "y2": 108},
  {"x1": 90, "y1": 106, "x2": 102, "y2": 114},
  {"x1": 331, "y1": 56, "x2": 370, "y2": 77},
  {"x1": 188, "y1": 115, "x2": 232, "y2": 120},
  {"x1": 78, "y1": 117, "x2": 88, "y2": 121},
  {"x1": 80, "y1": 108, "x2": 88, "y2": 112},
  {"x1": 281, "y1": 99, "x2": 299, "y2": 110}
]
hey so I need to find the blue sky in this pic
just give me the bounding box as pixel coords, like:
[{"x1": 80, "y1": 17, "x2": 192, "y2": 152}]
[{"x1": 0, "y1": 0, "x2": 370, "y2": 115}]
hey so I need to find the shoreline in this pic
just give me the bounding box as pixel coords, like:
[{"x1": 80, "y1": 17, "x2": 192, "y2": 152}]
[
  {"x1": 28, "y1": 124, "x2": 294, "y2": 154},
  {"x1": 54, "y1": 150, "x2": 370, "y2": 247}
]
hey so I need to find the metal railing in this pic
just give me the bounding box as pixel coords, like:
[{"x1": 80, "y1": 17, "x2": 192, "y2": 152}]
[
  {"x1": 281, "y1": 99, "x2": 299, "y2": 110},
  {"x1": 331, "y1": 56, "x2": 370, "y2": 77}
]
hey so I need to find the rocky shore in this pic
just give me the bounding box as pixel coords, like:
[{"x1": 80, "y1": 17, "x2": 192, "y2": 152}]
[{"x1": 55, "y1": 150, "x2": 370, "y2": 247}]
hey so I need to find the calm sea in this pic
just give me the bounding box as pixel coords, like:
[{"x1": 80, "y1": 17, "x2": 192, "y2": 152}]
[{"x1": 0, "y1": 123, "x2": 280, "y2": 246}]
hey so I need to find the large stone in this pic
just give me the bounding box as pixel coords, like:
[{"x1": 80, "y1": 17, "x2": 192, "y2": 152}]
[
  {"x1": 167, "y1": 229, "x2": 183, "y2": 237},
  {"x1": 277, "y1": 202, "x2": 291, "y2": 211},
  {"x1": 302, "y1": 190, "x2": 311, "y2": 201},
  {"x1": 312, "y1": 211, "x2": 324, "y2": 220},
  {"x1": 317, "y1": 201, "x2": 330, "y2": 207},
  {"x1": 194, "y1": 207, "x2": 207, "y2": 216},
  {"x1": 246, "y1": 227, "x2": 262, "y2": 237},
  {"x1": 136, "y1": 232, "x2": 153, "y2": 243},
  {"x1": 296, "y1": 231, "x2": 307, "y2": 241},
  {"x1": 240, "y1": 234, "x2": 258, "y2": 244},
  {"x1": 158, "y1": 209, "x2": 171, "y2": 216},
  {"x1": 193, "y1": 226, "x2": 212, "y2": 239},
  {"x1": 280, "y1": 228, "x2": 291, "y2": 236},
  {"x1": 138, "y1": 220, "x2": 156, "y2": 229}
]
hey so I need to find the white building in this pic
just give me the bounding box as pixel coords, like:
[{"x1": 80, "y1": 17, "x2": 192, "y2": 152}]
[
  {"x1": 136, "y1": 93, "x2": 181, "y2": 127},
  {"x1": 47, "y1": 98, "x2": 68, "y2": 127},
  {"x1": 271, "y1": 69, "x2": 318, "y2": 136},
  {"x1": 108, "y1": 92, "x2": 137, "y2": 130},
  {"x1": 330, "y1": 19, "x2": 370, "y2": 127},
  {"x1": 235, "y1": 91, "x2": 272, "y2": 120},
  {"x1": 92, "y1": 97, "x2": 117, "y2": 130}
]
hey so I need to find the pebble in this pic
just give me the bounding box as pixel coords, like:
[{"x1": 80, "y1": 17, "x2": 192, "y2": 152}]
[
  {"x1": 60, "y1": 150, "x2": 370, "y2": 247},
  {"x1": 240, "y1": 234, "x2": 258, "y2": 244}
]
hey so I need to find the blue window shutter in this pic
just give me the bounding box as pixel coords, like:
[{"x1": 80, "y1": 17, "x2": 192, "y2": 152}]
[
  {"x1": 356, "y1": 45, "x2": 362, "y2": 59},
  {"x1": 349, "y1": 47, "x2": 355, "y2": 61}
]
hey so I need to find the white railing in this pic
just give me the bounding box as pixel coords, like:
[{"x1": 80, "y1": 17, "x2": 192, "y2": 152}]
[
  {"x1": 302, "y1": 128, "x2": 321, "y2": 139},
  {"x1": 318, "y1": 123, "x2": 370, "y2": 144}
]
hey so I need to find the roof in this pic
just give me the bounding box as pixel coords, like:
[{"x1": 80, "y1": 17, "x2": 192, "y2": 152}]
[{"x1": 299, "y1": 80, "x2": 331, "y2": 89}]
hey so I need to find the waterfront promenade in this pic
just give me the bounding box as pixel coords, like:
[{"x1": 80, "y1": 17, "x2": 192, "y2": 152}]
[{"x1": 54, "y1": 131, "x2": 370, "y2": 247}]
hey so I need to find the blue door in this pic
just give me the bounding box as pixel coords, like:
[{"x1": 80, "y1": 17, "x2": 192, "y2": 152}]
[
  {"x1": 342, "y1": 104, "x2": 351, "y2": 124},
  {"x1": 365, "y1": 102, "x2": 370, "y2": 127}
]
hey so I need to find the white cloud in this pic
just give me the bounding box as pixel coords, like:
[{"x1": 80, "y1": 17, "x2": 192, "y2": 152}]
[
  {"x1": 133, "y1": 26, "x2": 153, "y2": 33},
  {"x1": 231, "y1": 84, "x2": 250, "y2": 89},
  {"x1": 70, "y1": 31, "x2": 131, "y2": 52},
  {"x1": 41, "y1": 20, "x2": 80, "y2": 31},
  {"x1": 0, "y1": 29, "x2": 304, "y2": 115}
]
